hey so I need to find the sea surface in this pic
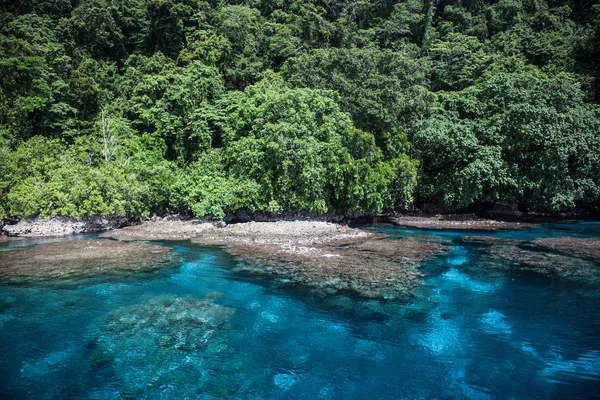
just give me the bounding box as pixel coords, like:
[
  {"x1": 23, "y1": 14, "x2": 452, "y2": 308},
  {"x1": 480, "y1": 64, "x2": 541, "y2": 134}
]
[{"x1": 1, "y1": 223, "x2": 599, "y2": 399}]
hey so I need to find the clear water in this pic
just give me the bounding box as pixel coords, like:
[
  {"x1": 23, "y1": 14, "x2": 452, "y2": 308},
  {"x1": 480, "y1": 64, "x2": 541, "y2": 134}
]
[{"x1": 1, "y1": 223, "x2": 599, "y2": 399}]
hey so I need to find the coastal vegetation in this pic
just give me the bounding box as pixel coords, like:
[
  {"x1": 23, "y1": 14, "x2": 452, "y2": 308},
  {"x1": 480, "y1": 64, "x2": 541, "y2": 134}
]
[{"x1": 1, "y1": 0, "x2": 599, "y2": 220}]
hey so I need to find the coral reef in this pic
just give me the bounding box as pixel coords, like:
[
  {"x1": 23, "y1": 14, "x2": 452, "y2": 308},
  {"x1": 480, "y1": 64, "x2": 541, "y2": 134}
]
[
  {"x1": 102, "y1": 221, "x2": 451, "y2": 299},
  {"x1": 528, "y1": 237, "x2": 600, "y2": 262},
  {"x1": 459, "y1": 236, "x2": 522, "y2": 245},
  {"x1": 390, "y1": 215, "x2": 531, "y2": 230},
  {"x1": 461, "y1": 236, "x2": 600, "y2": 283},
  {"x1": 191, "y1": 225, "x2": 449, "y2": 300},
  {"x1": 0, "y1": 239, "x2": 172, "y2": 283},
  {"x1": 87, "y1": 294, "x2": 265, "y2": 399}
]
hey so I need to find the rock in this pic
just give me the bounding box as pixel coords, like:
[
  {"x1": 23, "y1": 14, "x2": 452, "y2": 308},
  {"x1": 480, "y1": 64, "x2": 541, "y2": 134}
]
[
  {"x1": 2, "y1": 216, "x2": 130, "y2": 237},
  {"x1": 0, "y1": 239, "x2": 173, "y2": 283},
  {"x1": 101, "y1": 220, "x2": 366, "y2": 243},
  {"x1": 192, "y1": 221, "x2": 369, "y2": 245},
  {"x1": 486, "y1": 203, "x2": 523, "y2": 218},
  {"x1": 389, "y1": 215, "x2": 532, "y2": 231},
  {"x1": 3, "y1": 217, "x2": 85, "y2": 236},
  {"x1": 100, "y1": 220, "x2": 217, "y2": 241}
]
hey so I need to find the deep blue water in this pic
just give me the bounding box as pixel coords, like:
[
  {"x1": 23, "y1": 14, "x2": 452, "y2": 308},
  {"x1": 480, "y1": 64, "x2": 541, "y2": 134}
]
[{"x1": 1, "y1": 223, "x2": 599, "y2": 399}]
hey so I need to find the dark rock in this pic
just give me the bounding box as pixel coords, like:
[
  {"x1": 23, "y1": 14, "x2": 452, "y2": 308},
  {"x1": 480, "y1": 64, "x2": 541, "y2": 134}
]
[{"x1": 485, "y1": 203, "x2": 523, "y2": 218}]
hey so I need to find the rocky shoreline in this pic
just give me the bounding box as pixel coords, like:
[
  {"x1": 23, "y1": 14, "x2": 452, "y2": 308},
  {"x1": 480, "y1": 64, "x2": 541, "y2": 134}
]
[
  {"x1": 2, "y1": 211, "x2": 595, "y2": 238},
  {"x1": 1, "y1": 216, "x2": 130, "y2": 237}
]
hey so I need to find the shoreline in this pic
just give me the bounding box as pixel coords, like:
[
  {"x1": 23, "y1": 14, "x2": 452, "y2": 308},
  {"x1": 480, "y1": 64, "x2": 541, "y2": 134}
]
[{"x1": 2, "y1": 211, "x2": 598, "y2": 238}]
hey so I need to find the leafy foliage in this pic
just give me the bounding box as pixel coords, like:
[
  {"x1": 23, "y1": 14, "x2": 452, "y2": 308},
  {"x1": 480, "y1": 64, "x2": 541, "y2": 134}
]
[
  {"x1": 415, "y1": 69, "x2": 600, "y2": 210},
  {"x1": 0, "y1": 0, "x2": 599, "y2": 219}
]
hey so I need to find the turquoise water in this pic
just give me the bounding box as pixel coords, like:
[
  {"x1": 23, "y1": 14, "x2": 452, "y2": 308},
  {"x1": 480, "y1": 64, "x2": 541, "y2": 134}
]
[{"x1": 1, "y1": 224, "x2": 599, "y2": 399}]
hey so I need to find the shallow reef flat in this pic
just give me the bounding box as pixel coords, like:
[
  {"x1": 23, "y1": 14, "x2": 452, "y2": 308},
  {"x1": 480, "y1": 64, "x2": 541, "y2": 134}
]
[
  {"x1": 190, "y1": 220, "x2": 370, "y2": 246},
  {"x1": 190, "y1": 222, "x2": 450, "y2": 300},
  {"x1": 528, "y1": 237, "x2": 600, "y2": 261},
  {"x1": 462, "y1": 236, "x2": 600, "y2": 283},
  {"x1": 101, "y1": 221, "x2": 450, "y2": 299},
  {"x1": 0, "y1": 239, "x2": 173, "y2": 283},
  {"x1": 390, "y1": 215, "x2": 532, "y2": 230}
]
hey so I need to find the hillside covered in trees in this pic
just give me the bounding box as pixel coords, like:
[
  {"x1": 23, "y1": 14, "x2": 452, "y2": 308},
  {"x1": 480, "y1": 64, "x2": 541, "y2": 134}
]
[{"x1": 1, "y1": 0, "x2": 599, "y2": 219}]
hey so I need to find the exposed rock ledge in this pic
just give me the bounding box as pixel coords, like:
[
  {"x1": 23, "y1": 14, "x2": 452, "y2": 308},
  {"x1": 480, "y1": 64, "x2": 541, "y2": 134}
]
[
  {"x1": 104, "y1": 220, "x2": 450, "y2": 300},
  {"x1": 100, "y1": 220, "x2": 218, "y2": 241},
  {"x1": 2, "y1": 216, "x2": 130, "y2": 237},
  {"x1": 390, "y1": 215, "x2": 532, "y2": 230}
]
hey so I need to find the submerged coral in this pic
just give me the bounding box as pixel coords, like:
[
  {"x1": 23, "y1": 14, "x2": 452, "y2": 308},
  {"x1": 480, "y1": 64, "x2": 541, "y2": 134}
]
[
  {"x1": 528, "y1": 237, "x2": 600, "y2": 262},
  {"x1": 462, "y1": 236, "x2": 600, "y2": 283},
  {"x1": 459, "y1": 236, "x2": 522, "y2": 246},
  {"x1": 101, "y1": 221, "x2": 449, "y2": 299},
  {"x1": 0, "y1": 239, "x2": 173, "y2": 283},
  {"x1": 88, "y1": 294, "x2": 256, "y2": 399}
]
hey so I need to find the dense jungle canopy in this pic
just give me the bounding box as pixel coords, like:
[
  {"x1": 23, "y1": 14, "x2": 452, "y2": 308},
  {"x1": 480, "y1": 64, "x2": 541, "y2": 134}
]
[{"x1": 1, "y1": 0, "x2": 599, "y2": 219}]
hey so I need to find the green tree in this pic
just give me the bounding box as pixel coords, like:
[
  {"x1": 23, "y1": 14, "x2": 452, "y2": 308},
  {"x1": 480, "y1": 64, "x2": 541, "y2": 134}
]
[
  {"x1": 213, "y1": 74, "x2": 418, "y2": 214},
  {"x1": 114, "y1": 53, "x2": 224, "y2": 161},
  {"x1": 283, "y1": 47, "x2": 430, "y2": 150},
  {"x1": 414, "y1": 69, "x2": 600, "y2": 210}
]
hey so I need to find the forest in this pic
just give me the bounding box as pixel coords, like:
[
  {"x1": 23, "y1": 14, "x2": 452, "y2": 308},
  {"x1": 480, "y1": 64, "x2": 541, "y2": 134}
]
[{"x1": 0, "y1": 0, "x2": 599, "y2": 220}]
